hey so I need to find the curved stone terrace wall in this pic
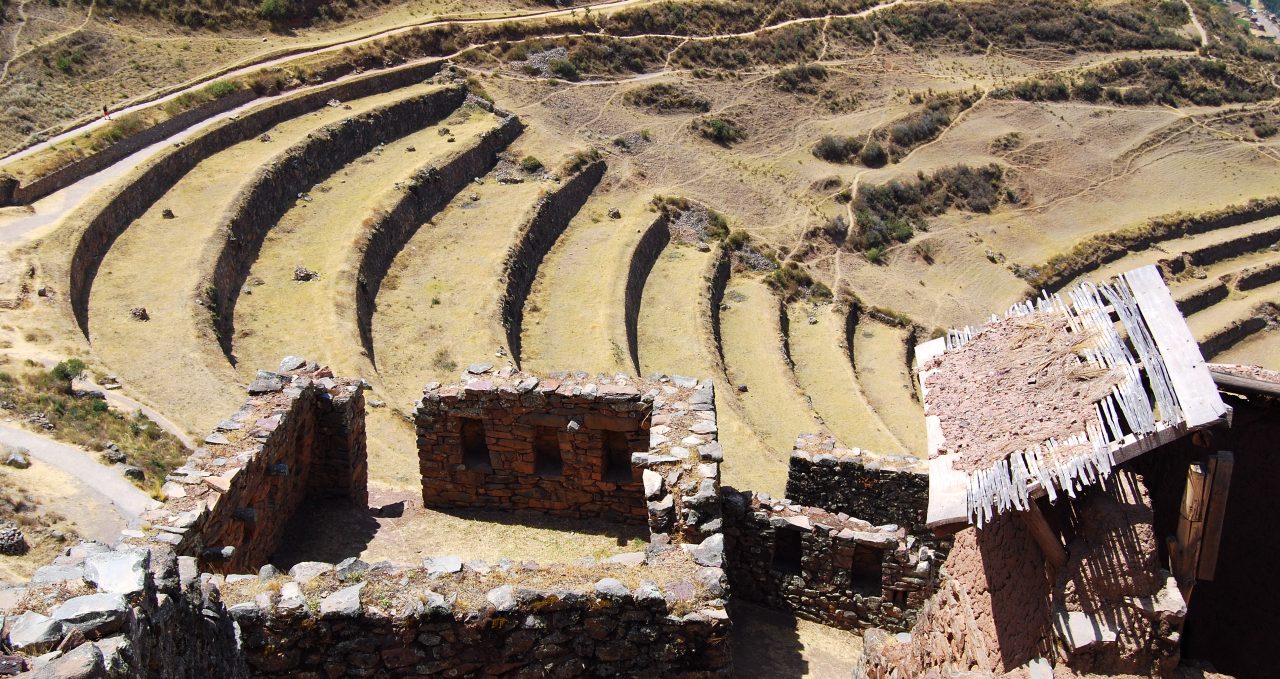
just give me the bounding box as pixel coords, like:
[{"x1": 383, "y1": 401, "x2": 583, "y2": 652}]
[
  {"x1": 785, "y1": 434, "x2": 929, "y2": 530},
  {"x1": 624, "y1": 210, "x2": 672, "y2": 375},
  {"x1": 62, "y1": 63, "x2": 446, "y2": 337},
  {"x1": 202, "y1": 86, "x2": 468, "y2": 360},
  {"x1": 497, "y1": 161, "x2": 606, "y2": 365}
]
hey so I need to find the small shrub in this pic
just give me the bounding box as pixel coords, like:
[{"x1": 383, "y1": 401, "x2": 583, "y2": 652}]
[
  {"x1": 1253, "y1": 121, "x2": 1278, "y2": 138},
  {"x1": 520, "y1": 155, "x2": 544, "y2": 173},
  {"x1": 621, "y1": 83, "x2": 710, "y2": 113},
  {"x1": 562, "y1": 148, "x2": 601, "y2": 175},
  {"x1": 548, "y1": 59, "x2": 580, "y2": 81},
  {"x1": 813, "y1": 134, "x2": 863, "y2": 163},
  {"x1": 692, "y1": 117, "x2": 745, "y2": 146},
  {"x1": 858, "y1": 140, "x2": 888, "y2": 167}
]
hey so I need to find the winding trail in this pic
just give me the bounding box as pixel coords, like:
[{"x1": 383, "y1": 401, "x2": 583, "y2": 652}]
[
  {"x1": 0, "y1": 423, "x2": 158, "y2": 536},
  {"x1": 0, "y1": 0, "x2": 96, "y2": 86},
  {"x1": 1183, "y1": 0, "x2": 1209, "y2": 48}
]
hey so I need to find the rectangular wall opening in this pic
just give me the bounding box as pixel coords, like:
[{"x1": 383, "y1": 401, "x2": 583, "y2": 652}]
[
  {"x1": 460, "y1": 418, "x2": 492, "y2": 471},
  {"x1": 771, "y1": 527, "x2": 804, "y2": 574},
  {"x1": 603, "y1": 430, "x2": 635, "y2": 483},
  {"x1": 534, "y1": 426, "x2": 563, "y2": 477},
  {"x1": 850, "y1": 546, "x2": 884, "y2": 595}
]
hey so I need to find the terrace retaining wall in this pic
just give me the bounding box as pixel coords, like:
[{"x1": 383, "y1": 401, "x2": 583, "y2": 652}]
[
  {"x1": 64, "y1": 63, "x2": 446, "y2": 337},
  {"x1": 498, "y1": 161, "x2": 606, "y2": 365},
  {"x1": 203, "y1": 86, "x2": 467, "y2": 359},
  {"x1": 784, "y1": 435, "x2": 929, "y2": 530},
  {"x1": 624, "y1": 211, "x2": 671, "y2": 374},
  {"x1": 353, "y1": 109, "x2": 523, "y2": 362}
]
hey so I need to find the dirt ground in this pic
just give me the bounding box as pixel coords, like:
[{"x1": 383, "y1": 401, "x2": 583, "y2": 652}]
[
  {"x1": 852, "y1": 318, "x2": 925, "y2": 456},
  {"x1": 729, "y1": 601, "x2": 865, "y2": 679}
]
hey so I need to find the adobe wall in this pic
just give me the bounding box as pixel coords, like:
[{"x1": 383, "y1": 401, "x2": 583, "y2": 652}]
[
  {"x1": 784, "y1": 435, "x2": 929, "y2": 529},
  {"x1": 624, "y1": 210, "x2": 671, "y2": 374},
  {"x1": 498, "y1": 161, "x2": 606, "y2": 364},
  {"x1": 353, "y1": 107, "x2": 523, "y2": 362},
  {"x1": 722, "y1": 489, "x2": 939, "y2": 633},
  {"x1": 415, "y1": 370, "x2": 653, "y2": 523},
  {"x1": 203, "y1": 86, "x2": 467, "y2": 359},
  {"x1": 120, "y1": 364, "x2": 367, "y2": 574},
  {"x1": 63, "y1": 62, "x2": 446, "y2": 337}
]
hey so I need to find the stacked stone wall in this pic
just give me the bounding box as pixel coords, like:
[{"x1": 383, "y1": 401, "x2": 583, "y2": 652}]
[
  {"x1": 784, "y1": 435, "x2": 929, "y2": 529},
  {"x1": 121, "y1": 364, "x2": 366, "y2": 573},
  {"x1": 722, "y1": 489, "x2": 941, "y2": 633},
  {"x1": 415, "y1": 370, "x2": 651, "y2": 522},
  {"x1": 1175, "y1": 281, "x2": 1228, "y2": 316},
  {"x1": 1199, "y1": 314, "x2": 1269, "y2": 358},
  {"x1": 353, "y1": 110, "x2": 523, "y2": 362},
  {"x1": 202, "y1": 86, "x2": 467, "y2": 359},
  {"x1": 624, "y1": 211, "x2": 671, "y2": 374},
  {"x1": 63, "y1": 62, "x2": 445, "y2": 336},
  {"x1": 706, "y1": 244, "x2": 731, "y2": 366},
  {"x1": 498, "y1": 161, "x2": 606, "y2": 364},
  {"x1": 6, "y1": 90, "x2": 258, "y2": 207}
]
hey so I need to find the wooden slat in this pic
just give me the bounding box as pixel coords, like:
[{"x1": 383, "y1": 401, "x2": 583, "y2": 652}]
[
  {"x1": 1124, "y1": 265, "x2": 1228, "y2": 429},
  {"x1": 926, "y1": 454, "x2": 968, "y2": 531},
  {"x1": 1208, "y1": 371, "x2": 1280, "y2": 398},
  {"x1": 1197, "y1": 452, "x2": 1234, "y2": 581}
]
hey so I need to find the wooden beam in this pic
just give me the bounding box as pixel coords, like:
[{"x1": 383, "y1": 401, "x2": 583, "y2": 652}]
[
  {"x1": 1197, "y1": 452, "x2": 1234, "y2": 581},
  {"x1": 1020, "y1": 502, "x2": 1067, "y2": 570},
  {"x1": 1209, "y1": 371, "x2": 1280, "y2": 398},
  {"x1": 1172, "y1": 463, "x2": 1208, "y2": 600},
  {"x1": 1124, "y1": 265, "x2": 1228, "y2": 429}
]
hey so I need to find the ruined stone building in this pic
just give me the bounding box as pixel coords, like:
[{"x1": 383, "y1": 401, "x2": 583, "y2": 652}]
[{"x1": 0, "y1": 265, "x2": 1275, "y2": 678}]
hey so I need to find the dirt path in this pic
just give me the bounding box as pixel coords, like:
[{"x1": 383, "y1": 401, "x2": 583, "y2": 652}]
[
  {"x1": 0, "y1": 423, "x2": 156, "y2": 539},
  {"x1": 522, "y1": 190, "x2": 655, "y2": 375},
  {"x1": 1183, "y1": 0, "x2": 1209, "y2": 48},
  {"x1": 787, "y1": 303, "x2": 906, "y2": 454},
  {"x1": 0, "y1": 0, "x2": 95, "y2": 86}
]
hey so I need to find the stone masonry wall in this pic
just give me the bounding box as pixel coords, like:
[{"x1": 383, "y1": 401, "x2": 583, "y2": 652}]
[
  {"x1": 202, "y1": 85, "x2": 467, "y2": 359},
  {"x1": 353, "y1": 106, "x2": 523, "y2": 362},
  {"x1": 498, "y1": 161, "x2": 606, "y2": 364},
  {"x1": 415, "y1": 367, "x2": 651, "y2": 523},
  {"x1": 722, "y1": 489, "x2": 942, "y2": 633},
  {"x1": 784, "y1": 434, "x2": 930, "y2": 529},
  {"x1": 624, "y1": 210, "x2": 671, "y2": 374},
  {"x1": 121, "y1": 363, "x2": 366, "y2": 574},
  {"x1": 62, "y1": 62, "x2": 446, "y2": 337}
]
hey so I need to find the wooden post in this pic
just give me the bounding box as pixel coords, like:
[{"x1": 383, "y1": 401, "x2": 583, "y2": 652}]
[
  {"x1": 1196, "y1": 452, "x2": 1233, "y2": 581},
  {"x1": 1172, "y1": 463, "x2": 1208, "y2": 601},
  {"x1": 1020, "y1": 502, "x2": 1067, "y2": 570}
]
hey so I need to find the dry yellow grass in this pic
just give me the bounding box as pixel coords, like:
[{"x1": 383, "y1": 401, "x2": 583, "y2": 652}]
[
  {"x1": 521, "y1": 188, "x2": 658, "y2": 375},
  {"x1": 720, "y1": 276, "x2": 821, "y2": 468},
  {"x1": 371, "y1": 157, "x2": 548, "y2": 406},
  {"x1": 86, "y1": 84, "x2": 446, "y2": 435},
  {"x1": 231, "y1": 102, "x2": 499, "y2": 379},
  {"x1": 852, "y1": 318, "x2": 925, "y2": 457},
  {"x1": 787, "y1": 302, "x2": 906, "y2": 455},
  {"x1": 1215, "y1": 327, "x2": 1280, "y2": 370}
]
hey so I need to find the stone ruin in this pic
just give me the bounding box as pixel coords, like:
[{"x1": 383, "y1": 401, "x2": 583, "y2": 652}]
[{"x1": 0, "y1": 267, "x2": 1272, "y2": 678}]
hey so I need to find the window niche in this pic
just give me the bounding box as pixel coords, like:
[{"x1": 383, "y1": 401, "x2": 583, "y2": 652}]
[
  {"x1": 603, "y1": 430, "x2": 635, "y2": 483},
  {"x1": 534, "y1": 426, "x2": 563, "y2": 477},
  {"x1": 460, "y1": 418, "x2": 491, "y2": 471},
  {"x1": 771, "y1": 527, "x2": 804, "y2": 574},
  {"x1": 850, "y1": 546, "x2": 885, "y2": 595}
]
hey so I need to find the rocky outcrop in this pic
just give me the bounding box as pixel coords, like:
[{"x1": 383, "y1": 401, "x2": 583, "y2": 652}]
[
  {"x1": 497, "y1": 161, "x2": 606, "y2": 366},
  {"x1": 352, "y1": 113, "x2": 523, "y2": 363},
  {"x1": 624, "y1": 211, "x2": 671, "y2": 375},
  {"x1": 200, "y1": 86, "x2": 467, "y2": 361}
]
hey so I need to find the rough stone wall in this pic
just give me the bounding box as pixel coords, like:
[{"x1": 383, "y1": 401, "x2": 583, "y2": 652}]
[
  {"x1": 62, "y1": 62, "x2": 445, "y2": 337},
  {"x1": 203, "y1": 86, "x2": 467, "y2": 359},
  {"x1": 120, "y1": 364, "x2": 366, "y2": 574},
  {"x1": 784, "y1": 435, "x2": 929, "y2": 529},
  {"x1": 855, "y1": 469, "x2": 1185, "y2": 678},
  {"x1": 415, "y1": 369, "x2": 651, "y2": 523},
  {"x1": 1199, "y1": 314, "x2": 1269, "y2": 358},
  {"x1": 6, "y1": 90, "x2": 258, "y2": 207},
  {"x1": 722, "y1": 489, "x2": 940, "y2": 633},
  {"x1": 498, "y1": 161, "x2": 606, "y2": 364},
  {"x1": 1175, "y1": 281, "x2": 1228, "y2": 316},
  {"x1": 1235, "y1": 258, "x2": 1280, "y2": 290},
  {"x1": 624, "y1": 210, "x2": 671, "y2": 375},
  {"x1": 353, "y1": 110, "x2": 523, "y2": 362},
  {"x1": 706, "y1": 244, "x2": 731, "y2": 366}
]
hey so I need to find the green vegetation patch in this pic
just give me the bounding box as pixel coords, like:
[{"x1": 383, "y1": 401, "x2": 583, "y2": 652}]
[
  {"x1": 996, "y1": 57, "x2": 1277, "y2": 107},
  {"x1": 850, "y1": 164, "x2": 1010, "y2": 253},
  {"x1": 813, "y1": 91, "x2": 979, "y2": 166},
  {"x1": 0, "y1": 360, "x2": 187, "y2": 495},
  {"x1": 621, "y1": 83, "x2": 711, "y2": 113},
  {"x1": 691, "y1": 116, "x2": 746, "y2": 146}
]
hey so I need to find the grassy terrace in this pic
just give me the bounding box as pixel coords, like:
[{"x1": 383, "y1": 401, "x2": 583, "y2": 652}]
[
  {"x1": 635, "y1": 242, "x2": 780, "y2": 494},
  {"x1": 720, "y1": 276, "x2": 822, "y2": 487},
  {"x1": 86, "y1": 84, "x2": 446, "y2": 435},
  {"x1": 787, "y1": 303, "x2": 906, "y2": 455},
  {"x1": 521, "y1": 189, "x2": 657, "y2": 376},
  {"x1": 851, "y1": 317, "x2": 925, "y2": 456}
]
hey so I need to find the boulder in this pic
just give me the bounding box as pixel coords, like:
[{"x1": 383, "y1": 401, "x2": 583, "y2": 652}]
[
  {"x1": 83, "y1": 550, "x2": 149, "y2": 596},
  {"x1": 3, "y1": 448, "x2": 30, "y2": 469},
  {"x1": 29, "y1": 641, "x2": 104, "y2": 679},
  {"x1": 286, "y1": 562, "x2": 333, "y2": 585},
  {"x1": 51, "y1": 594, "x2": 129, "y2": 637},
  {"x1": 8, "y1": 612, "x2": 64, "y2": 652},
  {"x1": 319, "y1": 582, "x2": 364, "y2": 618}
]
